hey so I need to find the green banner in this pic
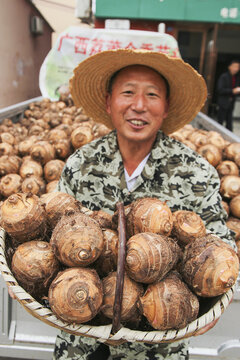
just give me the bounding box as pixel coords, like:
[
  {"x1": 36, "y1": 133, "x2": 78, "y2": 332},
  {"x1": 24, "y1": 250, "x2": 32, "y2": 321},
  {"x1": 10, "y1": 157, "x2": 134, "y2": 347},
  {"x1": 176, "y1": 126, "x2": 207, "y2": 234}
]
[{"x1": 96, "y1": 0, "x2": 240, "y2": 24}]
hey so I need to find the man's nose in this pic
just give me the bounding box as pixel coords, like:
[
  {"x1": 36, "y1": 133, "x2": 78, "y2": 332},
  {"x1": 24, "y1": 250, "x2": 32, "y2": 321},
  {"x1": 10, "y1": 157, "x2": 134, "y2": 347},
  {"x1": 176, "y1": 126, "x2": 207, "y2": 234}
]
[{"x1": 131, "y1": 94, "x2": 146, "y2": 111}]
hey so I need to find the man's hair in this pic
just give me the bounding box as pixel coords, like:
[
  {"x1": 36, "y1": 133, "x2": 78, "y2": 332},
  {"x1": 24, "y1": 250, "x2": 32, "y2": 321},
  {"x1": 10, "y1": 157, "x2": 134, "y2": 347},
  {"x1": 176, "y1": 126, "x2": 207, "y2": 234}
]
[
  {"x1": 107, "y1": 66, "x2": 170, "y2": 99},
  {"x1": 229, "y1": 59, "x2": 240, "y2": 66}
]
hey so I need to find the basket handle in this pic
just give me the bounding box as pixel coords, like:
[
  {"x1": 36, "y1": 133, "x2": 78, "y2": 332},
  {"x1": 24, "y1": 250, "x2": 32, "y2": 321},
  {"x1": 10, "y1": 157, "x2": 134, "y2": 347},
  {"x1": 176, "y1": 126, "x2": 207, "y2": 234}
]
[{"x1": 112, "y1": 202, "x2": 126, "y2": 334}]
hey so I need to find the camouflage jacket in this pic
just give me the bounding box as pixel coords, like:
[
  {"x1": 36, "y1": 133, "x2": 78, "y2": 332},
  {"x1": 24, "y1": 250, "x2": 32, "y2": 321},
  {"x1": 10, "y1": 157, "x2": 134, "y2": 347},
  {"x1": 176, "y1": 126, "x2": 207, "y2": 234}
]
[{"x1": 58, "y1": 129, "x2": 235, "y2": 249}]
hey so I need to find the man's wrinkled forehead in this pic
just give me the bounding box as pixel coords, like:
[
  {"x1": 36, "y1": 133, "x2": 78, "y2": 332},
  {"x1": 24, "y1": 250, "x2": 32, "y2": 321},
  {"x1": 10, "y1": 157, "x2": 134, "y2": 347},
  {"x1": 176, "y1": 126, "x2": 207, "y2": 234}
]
[{"x1": 107, "y1": 64, "x2": 170, "y2": 99}]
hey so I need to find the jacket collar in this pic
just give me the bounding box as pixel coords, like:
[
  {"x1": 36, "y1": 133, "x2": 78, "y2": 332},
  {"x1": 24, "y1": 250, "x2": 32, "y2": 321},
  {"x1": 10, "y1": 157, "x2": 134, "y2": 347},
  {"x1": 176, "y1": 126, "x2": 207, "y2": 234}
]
[{"x1": 106, "y1": 130, "x2": 170, "y2": 187}]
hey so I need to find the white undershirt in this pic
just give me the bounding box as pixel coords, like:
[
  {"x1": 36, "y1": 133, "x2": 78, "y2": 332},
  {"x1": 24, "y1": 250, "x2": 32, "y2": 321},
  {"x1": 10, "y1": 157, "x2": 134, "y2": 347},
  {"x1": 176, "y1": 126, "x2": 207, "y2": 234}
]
[{"x1": 124, "y1": 153, "x2": 150, "y2": 191}]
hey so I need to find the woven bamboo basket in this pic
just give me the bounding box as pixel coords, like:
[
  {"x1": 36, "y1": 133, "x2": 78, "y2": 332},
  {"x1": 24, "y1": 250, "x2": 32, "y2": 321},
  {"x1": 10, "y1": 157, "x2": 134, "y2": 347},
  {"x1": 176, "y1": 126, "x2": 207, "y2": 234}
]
[{"x1": 0, "y1": 226, "x2": 235, "y2": 345}]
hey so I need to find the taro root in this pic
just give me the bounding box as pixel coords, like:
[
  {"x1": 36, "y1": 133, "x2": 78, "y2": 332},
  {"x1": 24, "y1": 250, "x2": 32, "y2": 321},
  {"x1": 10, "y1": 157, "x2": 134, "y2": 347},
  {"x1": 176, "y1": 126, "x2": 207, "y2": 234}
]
[
  {"x1": 126, "y1": 197, "x2": 173, "y2": 237},
  {"x1": 28, "y1": 124, "x2": 47, "y2": 137},
  {"x1": 94, "y1": 228, "x2": 118, "y2": 277},
  {"x1": 56, "y1": 100, "x2": 67, "y2": 111},
  {"x1": 31, "y1": 109, "x2": 43, "y2": 119},
  {"x1": 125, "y1": 232, "x2": 181, "y2": 284},
  {"x1": 0, "y1": 142, "x2": 15, "y2": 156},
  {"x1": 0, "y1": 132, "x2": 15, "y2": 145},
  {"x1": 101, "y1": 272, "x2": 143, "y2": 322},
  {"x1": 58, "y1": 84, "x2": 71, "y2": 101},
  {"x1": 187, "y1": 130, "x2": 208, "y2": 148},
  {"x1": 19, "y1": 158, "x2": 43, "y2": 179},
  {"x1": 21, "y1": 176, "x2": 46, "y2": 196},
  {"x1": 61, "y1": 115, "x2": 73, "y2": 126},
  {"x1": 172, "y1": 125, "x2": 194, "y2": 140},
  {"x1": 43, "y1": 159, "x2": 65, "y2": 183},
  {"x1": 180, "y1": 234, "x2": 239, "y2": 297},
  {"x1": 13, "y1": 124, "x2": 28, "y2": 141},
  {"x1": 90, "y1": 209, "x2": 113, "y2": 229},
  {"x1": 71, "y1": 125, "x2": 94, "y2": 149},
  {"x1": 229, "y1": 194, "x2": 240, "y2": 219},
  {"x1": 79, "y1": 205, "x2": 94, "y2": 217},
  {"x1": 11, "y1": 240, "x2": 60, "y2": 299},
  {"x1": 171, "y1": 210, "x2": 206, "y2": 246},
  {"x1": 48, "y1": 115, "x2": 62, "y2": 128},
  {"x1": 0, "y1": 155, "x2": 22, "y2": 176},
  {"x1": 49, "y1": 267, "x2": 103, "y2": 324},
  {"x1": 206, "y1": 131, "x2": 227, "y2": 151},
  {"x1": 183, "y1": 124, "x2": 195, "y2": 133},
  {"x1": 35, "y1": 119, "x2": 50, "y2": 130},
  {"x1": 18, "y1": 136, "x2": 38, "y2": 156},
  {"x1": 226, "y1": 217, "x2": 240, "y2": 241},
  {"x1": 47, "y1": 128, "x2": 68, "y2": 144},
  {"x1": 0, "y1": 124, "x2": 10, "y2": 133},
  {"x1": 223, "y1": 142, "x2": 240, "y2": 161},
  {"x1": 56, "y1": 124, "x2": 72, "y2": 137},
  {"x1": 222, "y1": 200, "x2": 230, "y2": 216},
  {"x1": 94, "y1": 123, "x2": 111, "y2": 138},
  {"x1": 236, "y1": 240, "x2": 240, "y2": 261},
  {"x1": 0, "y1": 174, "x2": 22, "y2": 198},
  {"x1": 30, "y1": 141, "x2": 55, "y2": 165},
  {"x1": 216, "y1": 161, "x2": 239, "y2": 178},
  {"x1": 139, "y1": 271, "x2": 199, "y2": 330},
  {"x1": 181, "y1": 140, "x2": 197, "y2": 152},
  {"x1": 1, "y1": 118, "x2": 13, "y2": 127},
  {"x1": 46, "y1": 180, "x2": 58, "y2": 193},
  {"x1": 50, "y1": 212, "x2": 104, "y2": 267},
  {"x1": 54, "y1": 139, "x2": 72, "y2": 159},
  {"x1": 0, "y1": 193, "x2": 47, "y2": 245},
  {"x1": 169, "y1": 131, "x2": 185, "y2": 143},
  {"x1": 20, "y1": 155, "x2": 31, "y2": 164},
  {"x1": 73, "y1": 113, "x2": 90, "y2": 124},
  {"x1": 40, "y1": 191, "x2": 81, "y2": 229},
  {"x1": 220, "y1": 175, "x2": 240, "y2": 199},
  {"x1": 234, "y1": 153, "x2": 240, "y2": 168},
  {"x1": 197, "y1": 144, "x2": 222, "y2": 167}
]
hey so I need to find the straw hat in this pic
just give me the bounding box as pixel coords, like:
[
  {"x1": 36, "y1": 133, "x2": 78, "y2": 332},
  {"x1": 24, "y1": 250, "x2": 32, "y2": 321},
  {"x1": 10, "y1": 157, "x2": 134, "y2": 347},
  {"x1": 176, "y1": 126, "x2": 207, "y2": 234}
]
[{"x1": 70, "y1": 49, "x2": 207, "y2": 134}]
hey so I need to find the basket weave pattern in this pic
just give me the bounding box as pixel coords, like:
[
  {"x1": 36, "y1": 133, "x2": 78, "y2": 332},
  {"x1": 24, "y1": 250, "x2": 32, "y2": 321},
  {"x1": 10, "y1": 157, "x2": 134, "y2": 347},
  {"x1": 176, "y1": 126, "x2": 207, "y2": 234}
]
[{"x1": 0, "y1": 227, "x2": 234, "y2": 344}]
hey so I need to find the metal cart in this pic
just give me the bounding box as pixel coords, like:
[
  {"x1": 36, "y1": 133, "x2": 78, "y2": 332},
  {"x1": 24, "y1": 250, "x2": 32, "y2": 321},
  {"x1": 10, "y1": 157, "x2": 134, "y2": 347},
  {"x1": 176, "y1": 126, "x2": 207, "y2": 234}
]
[{"x1": 0, "y1": 98, "x2": 240, "y2": 360}]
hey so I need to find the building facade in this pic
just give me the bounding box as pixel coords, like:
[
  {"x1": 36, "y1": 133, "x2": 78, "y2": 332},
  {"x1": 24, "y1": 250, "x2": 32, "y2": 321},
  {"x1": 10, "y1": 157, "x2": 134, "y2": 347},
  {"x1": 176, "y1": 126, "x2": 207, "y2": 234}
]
[
  {"x1": 93, "y1": 0, "x2": 240, "y2": 115},
  {"x1": 0, "y1": 0, "x2": 53, "y2": 108}
]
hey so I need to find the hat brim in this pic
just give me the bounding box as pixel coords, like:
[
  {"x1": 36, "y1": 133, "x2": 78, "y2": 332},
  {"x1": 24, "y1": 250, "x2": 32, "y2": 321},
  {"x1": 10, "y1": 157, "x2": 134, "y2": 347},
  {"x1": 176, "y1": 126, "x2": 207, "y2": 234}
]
[{"x1": 70, "y1": 49, "x2": 207, "y2": 135}]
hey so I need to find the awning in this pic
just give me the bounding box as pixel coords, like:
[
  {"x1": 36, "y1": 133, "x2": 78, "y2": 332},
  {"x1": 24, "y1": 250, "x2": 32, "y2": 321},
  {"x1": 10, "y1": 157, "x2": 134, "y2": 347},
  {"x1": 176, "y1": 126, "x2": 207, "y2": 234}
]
[{"x1": 95, "y1": 0, "x2": 240, "y2": 24}]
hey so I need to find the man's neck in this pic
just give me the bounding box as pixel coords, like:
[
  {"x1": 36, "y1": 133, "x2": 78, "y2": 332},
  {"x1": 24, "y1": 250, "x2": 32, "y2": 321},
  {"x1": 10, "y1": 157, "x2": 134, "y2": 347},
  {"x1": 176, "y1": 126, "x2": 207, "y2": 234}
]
[
  {"x1": 124, "y1": 157, "x2": 148, "y2": 176},
  {"x1": 117, "y1": 134, "x2": 155, "y2": 176}
]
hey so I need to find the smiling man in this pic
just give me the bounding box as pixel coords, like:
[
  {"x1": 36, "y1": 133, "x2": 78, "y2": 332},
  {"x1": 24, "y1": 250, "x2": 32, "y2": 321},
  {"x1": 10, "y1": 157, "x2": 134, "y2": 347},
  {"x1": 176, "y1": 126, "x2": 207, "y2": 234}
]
[
  {"x1": 55, "y1": 49, "x2": 236, "y2": 360},
  {"x1": 106, "y1": 65, "x2": 169, "y2": 176}
]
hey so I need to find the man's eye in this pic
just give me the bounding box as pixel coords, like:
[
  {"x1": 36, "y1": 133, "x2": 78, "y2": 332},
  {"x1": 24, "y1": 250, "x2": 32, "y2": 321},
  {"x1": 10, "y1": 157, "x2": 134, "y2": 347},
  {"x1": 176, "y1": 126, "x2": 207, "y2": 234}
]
[
  {"x1": 123, "y1": 90, "x2": 133, "y2": 94},
  {"x1": 148, "y1": 92, "x2": 158, "y2": 97}
]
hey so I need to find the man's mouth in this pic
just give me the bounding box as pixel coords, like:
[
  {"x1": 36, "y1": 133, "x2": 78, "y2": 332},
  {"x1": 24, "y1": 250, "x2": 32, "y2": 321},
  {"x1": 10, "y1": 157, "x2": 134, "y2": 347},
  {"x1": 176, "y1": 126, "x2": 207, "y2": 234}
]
[{"x1": 128, "y1": 119, "x2": 147, "y2": 126}]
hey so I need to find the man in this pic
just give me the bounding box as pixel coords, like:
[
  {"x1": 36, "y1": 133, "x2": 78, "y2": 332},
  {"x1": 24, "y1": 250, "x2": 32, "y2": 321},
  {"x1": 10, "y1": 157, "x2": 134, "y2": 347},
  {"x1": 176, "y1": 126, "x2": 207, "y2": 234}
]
[
  {"x1": 217, "y1": 59, "x2": 240, "y2": 131},
  {"x1": 55, "y1": 49, "x2": 236, "y2": 359}
]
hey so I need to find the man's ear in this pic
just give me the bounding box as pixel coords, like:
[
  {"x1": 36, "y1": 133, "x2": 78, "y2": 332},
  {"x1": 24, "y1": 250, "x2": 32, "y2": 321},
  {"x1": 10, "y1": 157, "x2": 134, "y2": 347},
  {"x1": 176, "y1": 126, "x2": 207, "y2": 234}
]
[
  {"x1": 106, "y1": 93, "x2": 111, "y2": 114},
  {"x1": 163, "y1": 99, "x2": 169, "y2": 119}
]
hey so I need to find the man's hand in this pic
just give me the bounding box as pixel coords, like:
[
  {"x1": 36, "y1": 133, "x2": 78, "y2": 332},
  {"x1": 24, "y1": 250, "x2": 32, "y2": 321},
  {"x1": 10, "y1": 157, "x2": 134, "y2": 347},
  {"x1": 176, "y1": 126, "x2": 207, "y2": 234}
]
[
  {"x1": 193, "y1": 318, "x2": 219, "y2": 336},
  {"x1": 8, "y1": 286, "x2": 16, "y2": 299},
  {"x1": 233, "y1": 87, "x2": 240, "y2": 94}
]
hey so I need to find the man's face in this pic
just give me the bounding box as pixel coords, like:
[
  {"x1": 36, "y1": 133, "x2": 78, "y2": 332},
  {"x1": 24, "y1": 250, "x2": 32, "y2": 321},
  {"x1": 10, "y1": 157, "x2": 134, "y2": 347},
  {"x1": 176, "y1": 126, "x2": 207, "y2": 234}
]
[
  {"x1": 106, "y1": 65, "x2": 169, "y2": 146},
  {"x1": 229, "y1": 62, "x2": 240, "y2": 76}
]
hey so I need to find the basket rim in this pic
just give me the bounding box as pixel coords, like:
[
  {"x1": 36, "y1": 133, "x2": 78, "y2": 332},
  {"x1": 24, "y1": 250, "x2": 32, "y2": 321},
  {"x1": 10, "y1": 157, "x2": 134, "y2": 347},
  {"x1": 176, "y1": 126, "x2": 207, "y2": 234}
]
[{"x1": 0, "y1": 227, "x2": 235, "y2": 344}]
